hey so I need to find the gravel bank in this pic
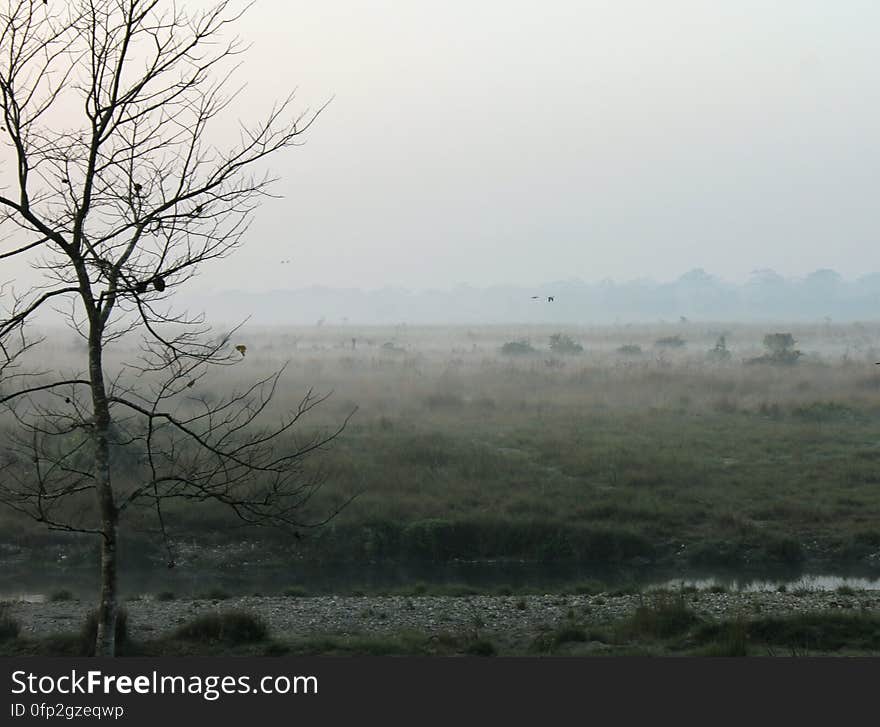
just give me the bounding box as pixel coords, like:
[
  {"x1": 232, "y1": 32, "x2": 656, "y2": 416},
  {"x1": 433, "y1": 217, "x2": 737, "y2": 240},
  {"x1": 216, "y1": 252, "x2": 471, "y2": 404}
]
[{"x1": 6, "y1": 590, "x2": 880, "y2": 644}]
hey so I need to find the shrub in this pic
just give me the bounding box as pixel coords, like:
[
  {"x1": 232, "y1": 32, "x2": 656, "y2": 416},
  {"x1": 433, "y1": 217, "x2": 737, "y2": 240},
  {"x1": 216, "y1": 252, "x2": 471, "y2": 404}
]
[
  {"x1": 530, "y1": 625, "x2": 601, "y2": 653},
  {"x1": 707, "y1": 335, "x2": 731, "y2": 361},
  {"x1": 748, "y1": 332, "x2": 802, "y2": 365},
  {"x1": 549, "y1": 333, "x2": 584, "y2": 354},
  {"x1": 552, "y1": 625, "x2": 588, "y2": 646},
  {"x1": 761, "y1": 536, "x2": 804, "y2": 565},
  {"x1": 746, "y1": 613, "x2": 880, "y2": 652},
  {"x1": 173, "y1": 611, "x2": 269, "y2": 645},
  {"x1": 616, "y1": 344, "x2": 642, "y2": 356},
  {"x1": 500, "y1": 340, "x2": 537, "y2": 355},
  {"x1": 48, "y1": 589, "x2": 75, "y2": 602},
  {"x1": 654, "y1": 335, "x2": 685, "y2": 349},
  {"x1": 763, "y1": 333, "x2": 796, "y2": 355},
  {"x1": 695, "y1": 620, "x2": 749, "y2": 656},
  {"x1": 623, "y1": 596, "x2": 699, "y2": 639}
]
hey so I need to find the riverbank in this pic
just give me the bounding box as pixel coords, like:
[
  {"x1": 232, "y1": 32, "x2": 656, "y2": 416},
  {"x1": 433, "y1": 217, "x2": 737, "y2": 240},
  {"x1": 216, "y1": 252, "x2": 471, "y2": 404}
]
[{"x1": 5, "y1": 586, "x2": 880, "y2": 656}]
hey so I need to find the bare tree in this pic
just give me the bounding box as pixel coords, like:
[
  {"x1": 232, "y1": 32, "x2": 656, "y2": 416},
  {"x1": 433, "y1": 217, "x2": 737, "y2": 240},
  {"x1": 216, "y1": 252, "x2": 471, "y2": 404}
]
[{"x1": 0, "y1": 0, "x2": 350, "y2": 656}]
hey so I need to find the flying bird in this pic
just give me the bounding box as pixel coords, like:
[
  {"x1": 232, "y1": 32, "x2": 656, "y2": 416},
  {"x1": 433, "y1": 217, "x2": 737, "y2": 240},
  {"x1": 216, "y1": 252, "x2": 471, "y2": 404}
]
[
  {"x1": 530, "y1": 296, "x2": 540, "y2": 299},
  {"x1": 547, "y1": 296, "x2": 555, "y2": 302},
  {"x1": 152, "y1": 275, "x2": 166, "y2": 292},
  {"x1": 235, "y1": 344, "x2": 247, "y2": 357}
]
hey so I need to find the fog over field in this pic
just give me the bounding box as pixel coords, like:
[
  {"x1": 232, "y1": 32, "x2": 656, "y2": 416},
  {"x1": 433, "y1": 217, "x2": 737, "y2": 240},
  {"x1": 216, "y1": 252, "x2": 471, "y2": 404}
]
[
  {"x1": 4, "y1": 0, "x2": 880, "y2": 659},
  {"x1": 183, "y1": 269, "x2": 880, "y2": 326}
]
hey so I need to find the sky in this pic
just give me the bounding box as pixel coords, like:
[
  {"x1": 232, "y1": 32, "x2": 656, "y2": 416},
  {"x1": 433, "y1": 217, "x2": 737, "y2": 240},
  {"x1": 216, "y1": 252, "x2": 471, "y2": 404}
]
[{"x1": 6, "y1": 0, "x2": 880, "y2": 293}]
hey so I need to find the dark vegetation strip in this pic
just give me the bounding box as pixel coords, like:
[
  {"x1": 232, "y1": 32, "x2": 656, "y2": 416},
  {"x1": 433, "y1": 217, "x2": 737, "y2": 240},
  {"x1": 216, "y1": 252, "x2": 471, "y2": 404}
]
[{"x1": 5, "y1": 602, "x2": 880, "y2": 656}]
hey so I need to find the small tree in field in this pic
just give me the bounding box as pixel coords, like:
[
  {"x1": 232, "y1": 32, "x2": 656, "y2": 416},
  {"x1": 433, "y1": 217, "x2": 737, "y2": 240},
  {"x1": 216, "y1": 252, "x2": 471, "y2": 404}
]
[
  {"x1": 0, "y1": 0, "x2": 350, "y2": 656},
  {"x1": 548, "y1": 333, "x2": 583, "y2": 355},
  {"x1": 706, "y1": 335, "x2": 731, "y2": 362},
  {"x1": 761, "y1": 333, "x2": 802, "y2": 364}
]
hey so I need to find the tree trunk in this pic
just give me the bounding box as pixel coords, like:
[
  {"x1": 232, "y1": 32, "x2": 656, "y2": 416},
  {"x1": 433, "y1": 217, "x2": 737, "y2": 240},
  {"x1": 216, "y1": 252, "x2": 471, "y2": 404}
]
[
  {"x1": 96, "y1": 502, "x2": 119, "y2": 656},
  {"x1": 89, "y1": 326, "x2": 118, "y2": 656}
]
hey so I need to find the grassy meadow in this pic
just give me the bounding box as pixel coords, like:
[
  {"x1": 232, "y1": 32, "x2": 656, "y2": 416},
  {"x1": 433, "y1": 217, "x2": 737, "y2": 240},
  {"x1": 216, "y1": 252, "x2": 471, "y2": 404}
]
[{"x1": 5, "y1": 321, "x2": 880, "y2": 572}]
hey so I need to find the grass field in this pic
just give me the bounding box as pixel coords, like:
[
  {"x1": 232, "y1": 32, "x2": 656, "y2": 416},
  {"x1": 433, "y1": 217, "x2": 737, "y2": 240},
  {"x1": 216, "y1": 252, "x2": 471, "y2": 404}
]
[{"x1": 4, "y1": 322, "x2": 880, "y2": 572}]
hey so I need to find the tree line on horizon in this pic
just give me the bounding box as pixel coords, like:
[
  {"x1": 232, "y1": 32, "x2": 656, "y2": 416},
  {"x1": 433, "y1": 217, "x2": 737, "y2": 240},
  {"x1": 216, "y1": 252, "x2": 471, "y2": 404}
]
[{"x1": 193, "y1": 268, "x2": 880, "y2": 325}]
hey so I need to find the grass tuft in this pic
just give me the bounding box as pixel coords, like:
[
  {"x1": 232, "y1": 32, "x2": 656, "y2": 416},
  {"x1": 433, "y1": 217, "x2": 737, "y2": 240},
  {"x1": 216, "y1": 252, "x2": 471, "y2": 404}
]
[{"x1": 173, "y1": 611, "x2": 269, "y2": 645}]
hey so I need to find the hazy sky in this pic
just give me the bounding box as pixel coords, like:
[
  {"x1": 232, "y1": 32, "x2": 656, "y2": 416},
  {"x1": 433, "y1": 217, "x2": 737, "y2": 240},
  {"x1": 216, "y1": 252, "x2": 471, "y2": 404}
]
[{"x1": 8, "y1": 1, "x2": 880, "y2": 292}]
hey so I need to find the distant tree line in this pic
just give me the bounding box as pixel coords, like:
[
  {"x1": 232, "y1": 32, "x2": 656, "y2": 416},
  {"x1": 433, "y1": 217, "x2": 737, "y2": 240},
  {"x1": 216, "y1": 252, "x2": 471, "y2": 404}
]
[{"x1": 193, "y1": 268, "x2": 880, "y2": 325}]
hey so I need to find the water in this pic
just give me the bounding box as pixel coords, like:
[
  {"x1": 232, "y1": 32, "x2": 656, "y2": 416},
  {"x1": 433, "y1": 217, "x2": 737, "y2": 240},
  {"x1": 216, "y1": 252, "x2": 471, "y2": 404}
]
[
  {"x1": 3, "y1": 560, "x2": 880, "y2": 602},
  {"x1": 654, "y1": 573, "x2": 880, "y2": 593}
]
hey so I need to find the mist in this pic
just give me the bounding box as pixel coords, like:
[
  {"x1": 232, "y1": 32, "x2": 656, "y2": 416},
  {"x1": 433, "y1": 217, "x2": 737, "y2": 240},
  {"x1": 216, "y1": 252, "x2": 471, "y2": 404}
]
[{"x1": 5, "y1": 0, "x2": 880, "y2": 293}]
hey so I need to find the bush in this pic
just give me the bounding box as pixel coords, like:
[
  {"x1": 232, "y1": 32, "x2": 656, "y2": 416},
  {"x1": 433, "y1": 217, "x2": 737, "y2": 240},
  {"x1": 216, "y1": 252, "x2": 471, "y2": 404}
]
[
  {"x1": 48, "y1": 589, "x2": 75, "y2": 602},
  {"x1": 173, "y1": 611, "x2": 269, "y2": 645},
  {"x1": 748, "y1": 332, "x2": 802, "y2": 365},
  {"x1": 763, "y1": 333, "x2": 796, "y2": 355},
  {"x1": 695, "y1": 620, "x2": 749, "y2": 656},
  {"x1": 549, "y1": 334, "x2": 584, "y2": 354},
  {"x1": 747, "y1": 613, "x2": 880, "y2": 652},
  {"x1": 616, "y1": 344, "x2": 642, "y2": 356},
  {"x1": 654, "y1": 335, "x2": 685, "y2": 349},
  {"x1": 707, "y1": 335, "x2": 731, "y2": 361},
  {"x1": 500, "y1": 340, "x2": 537, "y2": 355},
  {"x1": 530, "y1": 625, "x2": 603, "y2": 653},
  {"x1": 552, "y1": 625, "x2": 588, "y2": 646},
  {"x1": 761, "y1": 536, "x2": 804, "y2": 565},
  {"x1": 622, "y1": 596, "x2": 699, "y2": 639}
]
